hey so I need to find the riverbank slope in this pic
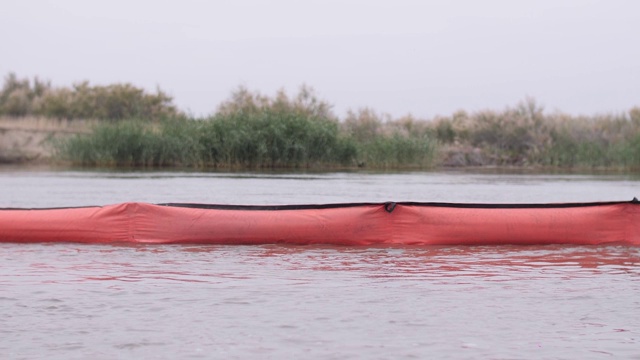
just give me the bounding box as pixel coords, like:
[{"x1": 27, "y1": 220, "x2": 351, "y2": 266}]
[{"x1": 0, "y1": 117, "x2": 92, "y2": 164}]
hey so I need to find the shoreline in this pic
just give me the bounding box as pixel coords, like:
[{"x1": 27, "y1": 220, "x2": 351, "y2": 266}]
[
  {"x1": 0, "y1": 117, "x2": 92, "y2": 164},
  {"x1": 1, "y1": 116, "x2": 638, "y2": 173},
  {"x1": 2, "y1": 159, "x2": 636, "y2": 176}
]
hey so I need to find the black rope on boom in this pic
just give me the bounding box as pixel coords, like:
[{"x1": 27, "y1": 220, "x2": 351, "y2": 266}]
[{"x1": 384, "y1": 202, "x2": 397, "y2": 213}]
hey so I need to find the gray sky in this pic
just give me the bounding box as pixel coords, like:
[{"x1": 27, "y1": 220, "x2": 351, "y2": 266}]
[{"x1": 2, "y1": 0, "x2": 639, "y2": 118}]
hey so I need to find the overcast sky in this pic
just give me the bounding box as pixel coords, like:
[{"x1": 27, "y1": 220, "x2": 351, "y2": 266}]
[{"x1": 2, "y1": 0, "x2": 639, "y2": 118}]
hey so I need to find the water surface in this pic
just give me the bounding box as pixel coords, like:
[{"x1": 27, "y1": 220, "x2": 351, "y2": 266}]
[{"x1": 1, "y1": 170, "x2": 639, "y2": 359}]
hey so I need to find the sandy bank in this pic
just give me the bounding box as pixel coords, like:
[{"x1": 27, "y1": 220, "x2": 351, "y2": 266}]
[{"x1": 0, "y1": 117, "x2": 93, "y2": 164}]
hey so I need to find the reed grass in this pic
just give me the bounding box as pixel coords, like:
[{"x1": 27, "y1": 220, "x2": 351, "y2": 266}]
[
  {"x1": 55, "y1": 95, "x2": 640, "y2": 170},
  {"x1": 5, "y1": 72, "x2": 637, "y2": 171},
  {"x1": 58, "y1": 87, "x2": 360, "y2": 168},
  {"x1": 57, "y1": 119, "x2": 203, "y2": 167},
  {"x1": 432, "y1": 99, "x2": 640, "y2": 170},
  {"x1": 342, "y1": 109, "x2": 436, "y2": 168},
  {"x1": 56, "y1": 87, "x2": 439, "y2": 169}
]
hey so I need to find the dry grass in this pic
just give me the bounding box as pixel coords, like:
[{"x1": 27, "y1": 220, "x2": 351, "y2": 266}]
[
  {"x1": 0, "y1": 116, "x2": 94, "y2": 133},
  {"x1": 0, "y1": 72, "x2": 179, "y2": 120},
  {"x1": 428, "y1": 99, "x2": 640, "y2": 169}
]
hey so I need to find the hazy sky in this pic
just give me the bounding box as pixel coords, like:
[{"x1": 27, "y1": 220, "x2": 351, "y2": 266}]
[{"x1": 2, "y1": 0, "x2": 639, "y2": 118}]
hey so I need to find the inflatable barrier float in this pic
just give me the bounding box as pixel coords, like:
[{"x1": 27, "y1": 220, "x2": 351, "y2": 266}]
[{"x1": 0, "y1": 199, "x2": 638, "y2": 246}]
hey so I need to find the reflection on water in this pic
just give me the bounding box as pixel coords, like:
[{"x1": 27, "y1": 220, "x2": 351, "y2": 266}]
[
  {"x1": 7, "y1": 244, "x2": 640, "y2": 284},
  {"x1": 1, "y1": 170, "x2": 640, "y2": 358},
  {"x1": 2, "y1": 243, "x2": 639, "y2": 358}
]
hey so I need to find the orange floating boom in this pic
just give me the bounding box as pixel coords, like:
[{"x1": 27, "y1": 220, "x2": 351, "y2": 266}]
[{"x1": 0, "y1": 200, "x2": 638, "y2": 246}]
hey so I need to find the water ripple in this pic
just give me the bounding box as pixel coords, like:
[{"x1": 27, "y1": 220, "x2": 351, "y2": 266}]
[{"x1": 2, "y1": 243, "x2": 639, "y2": 359}]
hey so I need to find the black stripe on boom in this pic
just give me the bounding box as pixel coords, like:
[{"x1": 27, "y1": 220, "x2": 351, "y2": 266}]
[
  {"x1": 158, "y1": 199, "x2": 638, "y2": 211},
  {"x1": 1, "y1": 198, "x2": 636, "y2": 211}
]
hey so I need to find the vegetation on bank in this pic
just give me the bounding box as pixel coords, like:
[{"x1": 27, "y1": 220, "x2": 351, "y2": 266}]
[
  {"x1": 56, "y1": 87, "x2": 437, "y2": 168},
  {"x1": 3, "y1": 73, "x2": 640, "y2": 170},
  {"x1": 432, "y1": 100, "x2": 640, "y2": 169},
  {"x1": 0, "y1": 72, "x2": 178, "y2": 120}
]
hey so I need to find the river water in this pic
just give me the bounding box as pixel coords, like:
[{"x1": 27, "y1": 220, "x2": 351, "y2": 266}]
[{"x1": 1, "y1": 168, "x2": 639, "y2": 359}]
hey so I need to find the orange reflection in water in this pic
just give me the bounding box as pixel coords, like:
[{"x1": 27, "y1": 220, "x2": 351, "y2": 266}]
[{"x1": 43, "y1": 243, "x2": 640, "y2": 284}]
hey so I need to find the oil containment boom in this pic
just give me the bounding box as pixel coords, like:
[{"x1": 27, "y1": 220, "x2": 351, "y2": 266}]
[{"x1": 0, "y1": 199, "x2": 638, "y2": 246}]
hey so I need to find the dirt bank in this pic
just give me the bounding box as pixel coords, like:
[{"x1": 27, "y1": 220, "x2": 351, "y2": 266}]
[{"x1": 0, "y1": 117, "x2": 93, "y2": 164}]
